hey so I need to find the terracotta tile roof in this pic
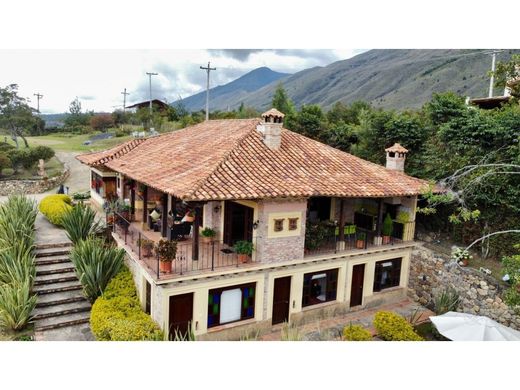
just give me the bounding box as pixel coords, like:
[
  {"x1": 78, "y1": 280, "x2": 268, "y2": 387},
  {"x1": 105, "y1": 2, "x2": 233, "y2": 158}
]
[
  {"x1": 385, "y1": 143, "x2": 409, "y2": 154},
  {"x1": 76, "y1": 138, "x2": 146, "y2": 166},
  {"x1": 77, "y1": 118, "x2": 430, "y2": 200}
]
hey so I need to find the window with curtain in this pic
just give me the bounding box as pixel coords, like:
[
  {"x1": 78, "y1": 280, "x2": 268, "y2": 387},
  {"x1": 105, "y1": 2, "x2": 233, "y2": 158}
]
[
  {"x1": 373, "y1": 258, "x2": 402, "y2": 292},
  {"x1": 302, "y1": 269, "x2": 338, "y2": 307},
  {"x1": 207, "y1": 283, "x2": 256, "y2": 328}
]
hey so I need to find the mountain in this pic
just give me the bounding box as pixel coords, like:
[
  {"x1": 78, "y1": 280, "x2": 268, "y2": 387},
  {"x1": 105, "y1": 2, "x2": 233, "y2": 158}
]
[
  {"x1": 177, "y1": 67, "x2": 290, "y2": 111},
  {"x1": 182, "y1": 49, "x2": 519, "y2": 112}
]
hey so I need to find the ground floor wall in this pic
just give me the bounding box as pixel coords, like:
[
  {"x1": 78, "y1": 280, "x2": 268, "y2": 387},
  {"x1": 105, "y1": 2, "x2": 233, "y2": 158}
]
[{"x1": 125, "y1": 246, "x2": 414, "y2": 340}]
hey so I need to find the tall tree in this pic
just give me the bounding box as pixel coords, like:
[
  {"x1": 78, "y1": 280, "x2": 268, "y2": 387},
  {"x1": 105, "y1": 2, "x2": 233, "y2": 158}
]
[
  {"x1": 0, "y1": 84, "x2": 36, "y2": 148},
  {"x1": 493, "y1": 54, "x2": 520, "y2": 99},
  {"x1": 272, "y1": 83, "x2": 295, "y2": 116}
]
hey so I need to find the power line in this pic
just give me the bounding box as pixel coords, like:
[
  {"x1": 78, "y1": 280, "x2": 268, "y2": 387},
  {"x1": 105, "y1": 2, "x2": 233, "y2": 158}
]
[
  {"x1": 121, "y1": 88, "x2": 129, "y2": 112},
  {"x1": 33, "y1": 93, "x2": 43, "y2": 113}
]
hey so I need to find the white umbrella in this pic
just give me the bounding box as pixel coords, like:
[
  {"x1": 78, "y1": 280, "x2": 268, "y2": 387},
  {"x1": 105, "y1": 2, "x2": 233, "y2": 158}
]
[{"x1": 430, "y1": 311, "x2": 520, "y2": 341}]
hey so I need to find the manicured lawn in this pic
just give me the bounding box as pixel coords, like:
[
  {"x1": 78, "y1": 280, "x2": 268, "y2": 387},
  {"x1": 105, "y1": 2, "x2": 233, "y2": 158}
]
[
  {"x1": 4, "y1": 133, "x2": 134, "y2": 152},
  {"x1": 0, "y1": 156, "x2": 64, "y2": 180}
]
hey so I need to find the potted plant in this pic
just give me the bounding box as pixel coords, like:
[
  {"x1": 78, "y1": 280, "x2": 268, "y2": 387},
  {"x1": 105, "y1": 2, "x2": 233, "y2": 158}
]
[
  {"x1": 155, "y1": 239, "x2": 177, "y2": 273},
  {"x1": 119, "y1": 204, "x2": 131, "y2": 220},
  {"x1": 382, "y1": 214, "x2": 394, "y2": 245},
  {"x1": 234, "y1": 240, "x2": 254, "y2": 263},
  {"x1": 356, "y1": 232, "x2": 366, "y2": 249},
  {"x1": 452, "y1": 247, "x2": 472, "y2": 267},
  {"x1": 138, "y1": 238, "x2": 154, "y2": 257},
  {"x1": 200, "y1": 227, "x2": 216, "y2": 243}
]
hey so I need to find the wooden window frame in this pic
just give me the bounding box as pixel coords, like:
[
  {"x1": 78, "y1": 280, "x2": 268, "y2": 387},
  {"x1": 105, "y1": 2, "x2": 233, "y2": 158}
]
[
  {"x1": 373, "y1": 258, "x2": 402, "y2": 292},
  {"x1": 207, "y1": 282, "x2": 256, "y2": 328},
  {"x1": 302, "y1": 268, "x2": 338, "y2": 308},
  {"x1": 274, "y1": 218, "x2": 285, "y2": 232}
]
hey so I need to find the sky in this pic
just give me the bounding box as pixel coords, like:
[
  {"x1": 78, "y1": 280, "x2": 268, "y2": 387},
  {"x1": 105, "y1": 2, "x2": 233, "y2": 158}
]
[{"x1": 0, "y1": 49, "x2": 366, "y2": 114}]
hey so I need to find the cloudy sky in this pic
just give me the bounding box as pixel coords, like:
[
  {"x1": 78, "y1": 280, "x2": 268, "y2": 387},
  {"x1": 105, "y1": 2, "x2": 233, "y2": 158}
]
[{"x1": 0, "y1": 49, "x2": 366, "y2": 114}]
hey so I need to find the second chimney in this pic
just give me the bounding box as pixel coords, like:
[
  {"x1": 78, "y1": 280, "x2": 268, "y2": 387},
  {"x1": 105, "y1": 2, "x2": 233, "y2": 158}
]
[
  {"x1": 257, "y1": 108, "x2": 285, "y2": 150},
  {"x1": 385, "y1": 143, "x2": 409, "y2": 172}
]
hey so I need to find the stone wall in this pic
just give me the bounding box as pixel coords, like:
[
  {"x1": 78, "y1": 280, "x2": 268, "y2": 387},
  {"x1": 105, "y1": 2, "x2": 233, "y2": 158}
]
[
  {"x1": 0, "y1": 168, "x2": 70, "y2": 196},
  {"x1": 409, "y1": 244, "x2": 520, "y2": 330}
]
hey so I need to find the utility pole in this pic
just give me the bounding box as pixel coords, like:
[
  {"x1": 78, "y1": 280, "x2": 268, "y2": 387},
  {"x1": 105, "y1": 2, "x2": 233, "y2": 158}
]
[
  {"x1": 33, "y1": 93, "x2": 43, "y2": 113},
  {"x1": 488, "y1": 50, "x2": 504, "y2": 98},
  {"x1": 200, "y1": 61, "x2": 216, "y2": 121},
  {"x1": 146, "y1": 72, "x2": 158, "y2": 127},
  {"x1": 121, "y1": 88, "x2": 129, "y2": 112}
]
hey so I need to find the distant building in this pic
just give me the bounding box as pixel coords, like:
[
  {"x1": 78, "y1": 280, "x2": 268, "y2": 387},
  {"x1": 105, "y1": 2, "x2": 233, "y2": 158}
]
[{"x1": 125, "y1": 99, "x2": 170, "y2": 113}]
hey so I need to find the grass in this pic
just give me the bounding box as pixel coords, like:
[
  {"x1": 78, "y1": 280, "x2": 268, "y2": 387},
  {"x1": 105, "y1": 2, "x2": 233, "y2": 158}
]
[
  {"x1": 3, "y1": 133, "x2": 134, "y2": 152},
  {"x1": 0, "y1": 156, "x2": 64, "y2": 180}
]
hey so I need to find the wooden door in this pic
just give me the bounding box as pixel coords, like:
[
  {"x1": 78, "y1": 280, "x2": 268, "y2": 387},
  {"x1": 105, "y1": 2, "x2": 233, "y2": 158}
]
[
  {"x1": 272, "y1": 276, "x2": 291, "y2": 325},
  {"x1": 104, "y1": 178, "x2": 117, "y2": 199},
  {"x1": 168, "y1": 293, "x2": 193, "y2": 339},
  {"x1": 224, "y1": 201, "x2": 254, "y2": 245},
  {"x1": 350, "y1": 264, "x2": 365, "y2": 307}
]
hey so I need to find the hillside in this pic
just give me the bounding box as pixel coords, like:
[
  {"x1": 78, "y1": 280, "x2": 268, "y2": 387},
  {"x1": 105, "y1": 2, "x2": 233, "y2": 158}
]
[
  {"x1": 178, "y1": 67, "x2": 290, "y2": 111},
  {"x1": 182, "y1": 49, "x2": 519, "y2": 112}
]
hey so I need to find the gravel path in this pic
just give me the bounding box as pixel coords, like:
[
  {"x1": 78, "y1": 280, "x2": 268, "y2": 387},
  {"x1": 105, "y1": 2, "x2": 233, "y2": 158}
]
[{"x1": 55, "y1": 151, "x2": 90, "y2": 194}]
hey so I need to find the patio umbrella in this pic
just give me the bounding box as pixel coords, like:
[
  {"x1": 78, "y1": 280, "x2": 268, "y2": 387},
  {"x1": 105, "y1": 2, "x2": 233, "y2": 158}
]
[{"x1": 429, "y1": 311, "x2": 520, "y2": 341}]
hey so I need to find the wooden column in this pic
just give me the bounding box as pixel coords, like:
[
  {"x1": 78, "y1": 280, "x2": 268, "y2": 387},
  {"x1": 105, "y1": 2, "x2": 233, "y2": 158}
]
[
  {"x1": 161, "y1": 192, "x2": 168, "y2": 238},
  {"x1": 167, "y1": 195, "x2": 176, "y2": 241},
  {"x1": 130, "y1": 182, "x2": 135, "y2": 220},
  {"x1": 376, "y1": 198, "x2": 384, "y2": 237},
  {"x1": 142, "y1": 185, "x2": 148, "y2": 228},
  {"x1": 192, "y1": 205, "x2": 200, "y2": 261},
  {"x1": 338, "y1": 198, "x2": 345, "y2": 241}
]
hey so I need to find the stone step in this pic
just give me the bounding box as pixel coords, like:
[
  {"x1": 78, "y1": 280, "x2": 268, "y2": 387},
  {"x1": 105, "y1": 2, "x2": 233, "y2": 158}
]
[
  {"x1": 36, "y1": 290, "x2": 87, "y2": 307},
  {"x1": 34, "y1": 311, "x2": 91, "y2": 331},
  {"x1": 34, "y1": 271, "x2": 78, "y2": 286},
  {"x1": 35, "y1": 242, "x2": 73, "y2": 250},
  {"x1": 35, "y1": 247, "x2": 71, "y2": 258},
  {"x1": 35, "y1": 255, "x2": 71, "y2": 266},
  {"x1": 33, "y1": 280, "x2": 83, "y2": 295},
  {"x1": 36, "y1": 262, "x2": 75, "y2": 276},
  {"x1": 33, "y1": 301, "x2": 91, "y2": 320}
]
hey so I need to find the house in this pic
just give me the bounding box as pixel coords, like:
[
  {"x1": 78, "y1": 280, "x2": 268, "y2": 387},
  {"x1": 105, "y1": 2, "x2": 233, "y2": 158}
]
[
  {"x1": 125, "y1": 99, "x2": 170, "y2": 113},
  {"x1": 77, "y1": 109, "x2": 429, "y2": 340}
]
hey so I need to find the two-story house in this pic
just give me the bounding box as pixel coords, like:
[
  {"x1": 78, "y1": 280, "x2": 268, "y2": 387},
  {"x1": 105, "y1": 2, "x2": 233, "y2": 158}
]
[{"x1": 77, "y1": 109, "x2": 429, "y2": 340}]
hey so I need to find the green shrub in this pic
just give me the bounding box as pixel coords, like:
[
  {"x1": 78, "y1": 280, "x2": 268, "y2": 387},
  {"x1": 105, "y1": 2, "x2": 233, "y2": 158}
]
[
  {"x1": 0, "y1": 195, "x2": 37, "y2": 254},
  {"x1": 343, "y1": 324, "x2": 372, "y2": 341},
  {"x1": 90, "y1": 267, "x2": 163, "y2": 341},
  {"x1": 0, "y1": 280, "x2": 37, "y2": 331},
  {"x1": 382, "y1": 214, "x2": 394, "y2": 236},
  {"x1": 70, "y1": 237, "x2": 125, "y2": 302},
  {"x1": 434, "y1": 287, "x2": 460, "y2": 315},
  {"x1": 0, "y1": 142, "x2": 15, "y2": 153},
  {"x1": 0, "y1": 152, "x2": 10, "y2": 176},
  {"x1": 31, "y1": 145, "x2": 55, "y2": 161},
  {"x1": 61, "y1": 203, "x2": 104, "y2": 244},
  {"x1": 38, "y1": 194, "x2": 73, "y2": 226},
  {"x1": 0, "y1": 245, "x2": 36, "y2": 286},
  {"x1": 373, "y1": 311, "x2": 424, "y2": 341}
]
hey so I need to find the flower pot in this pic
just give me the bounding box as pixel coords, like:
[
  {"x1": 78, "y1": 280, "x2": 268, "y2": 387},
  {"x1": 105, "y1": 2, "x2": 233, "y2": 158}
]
[
  {"x1": 238, "y1": 254, "x2": 249, "y2": 264},
  {"x1": 382, "y1": 235, "x2": 391, "y2": 245},
  {"x1": 160, "y1": 260, "x2": 172, "y2": 273},
  {"x1": 201, "y1": 236, "x2": 214, "y2": 244},
  {"x1": 142, "y1": 246, "x2": 153, "y2": 258},
  {"x1": 461, "y1": 259, "x2": 468, "y2": 267},
  {"x1": 356, "y1": 240, "x2": 365, "y2": 249}
]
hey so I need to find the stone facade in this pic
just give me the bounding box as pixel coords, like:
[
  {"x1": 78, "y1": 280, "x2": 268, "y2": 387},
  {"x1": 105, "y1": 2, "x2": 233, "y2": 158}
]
[
  {"x1": 0, "y1": 168, "x2": 69, "y2": 196},
  {"x1": 409, "y1": 244, "x2": 520, "y2": 330},
  {"x1": 255, "y1": 198, "x2": 306, "y2": 263}
]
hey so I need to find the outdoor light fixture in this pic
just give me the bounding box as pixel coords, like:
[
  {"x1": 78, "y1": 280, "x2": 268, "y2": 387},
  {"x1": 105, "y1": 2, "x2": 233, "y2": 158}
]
[
  {"x1": 252, "y1": 220, "x2": 260, "y2": 229},
  {"x1": 213, "y1": 205, "x2": 221, "y2": 213}
]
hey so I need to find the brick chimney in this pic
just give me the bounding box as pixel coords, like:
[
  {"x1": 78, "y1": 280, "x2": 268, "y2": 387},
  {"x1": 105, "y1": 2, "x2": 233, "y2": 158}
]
[
  {"x1": 385, "y1": 143, "x2": 408, "y2": 172},
  {"x1": 257, "y1": 108, "x2": 284, "y2": 150}
]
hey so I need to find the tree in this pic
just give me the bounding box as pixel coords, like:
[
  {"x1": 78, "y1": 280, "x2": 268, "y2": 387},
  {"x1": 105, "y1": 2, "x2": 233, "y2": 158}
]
[
  {"x1": 0, "y1": 84, "x2": 37, "y2": 148},
  {"x1": 290, "y1": 104, "x2": 326, "y2": 140},
  {"x1": 493, "y1": 54, "x2": 520, "y2": 99},
  {"x1": 64, "y1": 97, "x2": 90, "y2": 129},
  {"x1": 272, "y1": 83, "x2": 295, "y2": 116},
  {"x1": 90, "y1": 113, "x2": 115, "y2": 131}
]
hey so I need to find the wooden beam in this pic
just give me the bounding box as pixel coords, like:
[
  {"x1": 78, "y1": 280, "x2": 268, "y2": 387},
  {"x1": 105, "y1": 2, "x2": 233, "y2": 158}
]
[
  {"x1": 192, "y1": 205, "x2": 200, "y2": 261},
  {"x1": 161, "y1": 192, "x2": 168, "y2": 238},
  {"x1": 142, "y1": 185, "x2": 148, "y2": 228},
  {"x1": 338, "y1": 198, "x2": 345, "y2": 242},
  {"x1": 130, "y1": 183, "x2": 135, "y2": 220},
  {"x1": 376, "y1": 198, "x2": 384, "y2": 236}
]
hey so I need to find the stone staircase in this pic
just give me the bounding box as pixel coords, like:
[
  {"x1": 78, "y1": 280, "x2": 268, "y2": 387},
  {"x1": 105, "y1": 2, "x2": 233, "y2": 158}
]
[{"x1": 33, "y1": 242, "x2": 91, "y2": 332}]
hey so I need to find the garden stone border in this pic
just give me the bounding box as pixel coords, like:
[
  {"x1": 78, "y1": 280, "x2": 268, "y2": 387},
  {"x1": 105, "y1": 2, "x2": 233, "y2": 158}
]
[{"x1": 0, "y1": 166, "x2": 70, "y2": 196}]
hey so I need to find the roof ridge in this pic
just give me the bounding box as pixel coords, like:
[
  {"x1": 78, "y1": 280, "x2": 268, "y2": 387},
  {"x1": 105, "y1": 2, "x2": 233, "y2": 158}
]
[{"x1": 183, "y1": 118, "x2": 261, "y2": 199}]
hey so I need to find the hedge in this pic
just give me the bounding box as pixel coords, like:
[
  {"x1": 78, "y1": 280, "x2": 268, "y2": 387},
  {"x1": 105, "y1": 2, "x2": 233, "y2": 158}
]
[
  {"x1": 343, "y1": 324, "x2": 372, "y2": 341},
  {"x1": 90, "y1": 266, "x2": 163, "y2": 341},
  {"x1": 373, "y1": 311, "x2": 424, "y2": 341},
  {"x1": 38, "y1": 194, "x2": 73, "y2": 226}
]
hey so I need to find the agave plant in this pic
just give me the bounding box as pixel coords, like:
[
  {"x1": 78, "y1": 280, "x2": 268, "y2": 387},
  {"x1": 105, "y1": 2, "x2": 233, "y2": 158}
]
[
  {"x1": 61, "y1": 203, "x2": 105, "y2": 244},
  {"x1": 70, "y1": 238, "x2": 125, "y2": 302},
  {"x1": 0, "y1": 196, "x2": 37, "y2": 253},
  {"x1": 434, "y1": 287, "x2": 460, "y2": 315},
  {"x1": 0, "y1": 244, "x2": 36, "y2": 286},
  {"x1": 0, "y1": 280, "x2": 37, "y2": 331}
]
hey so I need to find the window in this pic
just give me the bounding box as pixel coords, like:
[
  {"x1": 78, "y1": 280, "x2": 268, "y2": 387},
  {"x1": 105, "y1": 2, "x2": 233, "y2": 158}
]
[
  {"x1": 373, "y1": 258, "x2": 402, "y2": 292},
  {"x1": 207, "y1": 283, "x2": 255, "y2": 328},
  {"x1": 274, "y1": 218, "x2": 284, "y2": 232},
  {"x1": 288, "y1": 217, "x2": 299, "y2": 231},
  {"x1": 91, "y1": 171, "x2": 104, "y2": 196},
  {"x1": 302, "y1": 269, "x2": 338, "y2": 307}
]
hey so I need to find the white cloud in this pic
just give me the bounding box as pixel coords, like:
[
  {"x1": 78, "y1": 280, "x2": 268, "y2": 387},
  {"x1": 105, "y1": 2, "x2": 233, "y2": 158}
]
[{"x1": 0, "y1": 49, "x2": 365, "y2": 113}]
